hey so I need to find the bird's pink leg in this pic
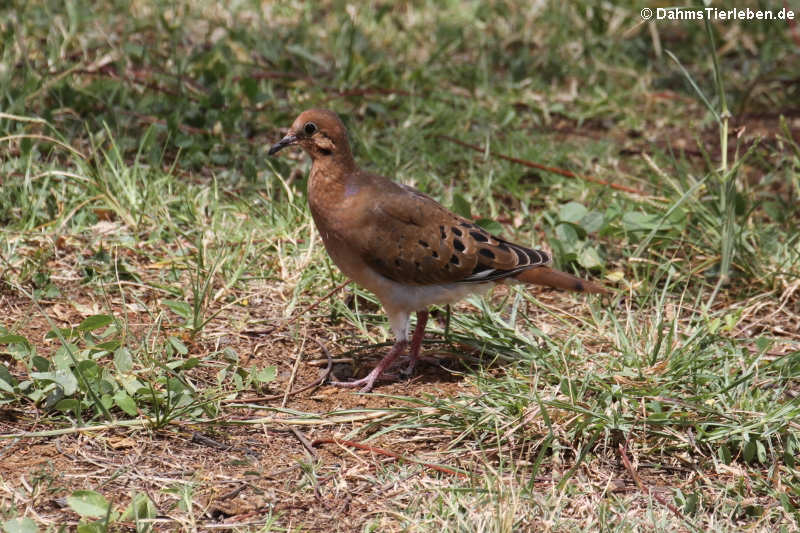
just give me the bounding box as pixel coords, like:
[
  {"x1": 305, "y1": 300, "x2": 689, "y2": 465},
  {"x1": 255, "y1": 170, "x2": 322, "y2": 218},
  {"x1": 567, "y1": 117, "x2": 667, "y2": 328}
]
[
  {"x1": 331, "y1": 340, "x2": 408, "y2": 393},
  {"x1": 404, "y1": 310, "x2": 429, "y2": 376}
]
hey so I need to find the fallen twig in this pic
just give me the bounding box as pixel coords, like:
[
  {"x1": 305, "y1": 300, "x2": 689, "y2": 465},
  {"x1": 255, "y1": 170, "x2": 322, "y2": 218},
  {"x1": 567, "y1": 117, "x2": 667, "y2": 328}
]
[
  {"x1": 436, "y1": 134, "x2": 645, "y2": 195},
  {"x1": 290, "y1": 427, "x2": 317, "y2": 458}
]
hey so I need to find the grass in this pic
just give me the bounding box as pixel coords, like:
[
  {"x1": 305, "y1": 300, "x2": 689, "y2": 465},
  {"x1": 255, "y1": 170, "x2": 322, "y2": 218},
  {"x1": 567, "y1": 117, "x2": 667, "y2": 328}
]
[{"x1": 1, "y1": 0, "x2": 799, "y2": 531}]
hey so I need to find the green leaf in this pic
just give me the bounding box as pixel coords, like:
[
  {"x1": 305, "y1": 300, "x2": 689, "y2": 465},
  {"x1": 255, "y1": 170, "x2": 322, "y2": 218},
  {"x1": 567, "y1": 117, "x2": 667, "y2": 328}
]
[
  {"x1": 31, "y1": 369, "x2": 79, "y2": 396},
  {"x1": 451, "y1": 193, "x2": 471, "y2": 218},
  {"x1": 167, "y1": 336, "x2": 188, "y2": 355},
  {"x1": 577, "y1": 246, "x2": 603, "y2": 269},
  {"x1": 621, "y1": 212, "x2": 662, "y2": 231},
  {"x1": 55, "y1": 398, "x2": 81, "y2": 413},
  {"x1": 183, "y1": 357, "x2": 201, "y2": 370},
  {"x1": 253, "y1": 366, "x2": 277, "y2": 384},
  {"x1": 555, "y1": 223, "x2": 579, "y2": 247},
  {"x1": 164, "y1": 300, "x2": 192, "y2": 321},
  {"x1": 2, "y1": 517, "x2": 39, "y2": 533},
  {"x1": 559, "y1": 202, "x2": 587, "y2": 224},
  {"x1": 579, "y1": 211, "x2": 605, "y2": 233},
  {"x1": 475, "y1": 218, "x2": 503, "y2": 234},
  {"x1": 78, "y1": 315, "x2": 113, "y2": 332},
  {"x1": 93, "y1": 340, "x2": 121, "y2": 352},
  {"x1": 113, "y1": 390, "x2": 137, "y2": 416},
  {"x1": 77, "y1": 360, "x2": 100, "y2": 381},
  {"x1": 756, "y1": 440, "x2": 766, "y2": 463},
  {"x1": 121, "y1": 492, "x2": 157, "y2": 521},
  {"x1": 76, "y1": 521, "x2": 107, "y2": 533},
  {"x1": 0, "y1": 334, "x2": 30, "y2": 346},
  {"x1": 32, "y1": 356, "x2": 51, "y2": 372},
  {"x1": 67, "y1": 490, "x2": 110, "y2": 518},
  {"x1": 53, "y1": 345, "x2": 77, "y2": 370},
  {"x1": 0, "y1": 365, "x2": 18, "y2": 389},
  {"x1": 46, "y1": 327, "x2": 79, "y2": 340},
  {"x1": 114, "y1": 348, "x2": 133, "y2": 373},
  {"x1": 743, "y1": 440, "x2": 756, "y2": 462}
]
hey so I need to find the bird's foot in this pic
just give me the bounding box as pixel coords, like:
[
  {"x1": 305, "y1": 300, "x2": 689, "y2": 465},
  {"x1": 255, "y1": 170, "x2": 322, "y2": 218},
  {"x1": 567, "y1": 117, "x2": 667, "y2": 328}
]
[
  {"x1": 330, "y1": 366, "x2": 386, "y2": 393},
  {"x1": 329, "y1": 339, "x2": 408, "y2": 393}
]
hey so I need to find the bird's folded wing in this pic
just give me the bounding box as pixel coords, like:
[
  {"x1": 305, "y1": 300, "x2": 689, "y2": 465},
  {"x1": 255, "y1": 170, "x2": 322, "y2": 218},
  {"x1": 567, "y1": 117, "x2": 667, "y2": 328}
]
[{"x1": 355, "y1": 183, "x2": 550, "y2": 285}]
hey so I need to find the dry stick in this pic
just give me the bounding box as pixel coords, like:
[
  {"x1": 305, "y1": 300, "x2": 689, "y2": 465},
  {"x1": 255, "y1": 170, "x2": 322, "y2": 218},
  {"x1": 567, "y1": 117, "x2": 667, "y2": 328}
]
[
  {"x1": 241, "y1": 279, "x2": 349, "y2": 337},
  {"x1": 225, "y1": 337, "x2": 334, "y2": 403},
  {"x1": 312, "y1": 437, "x2": 468, "y2": 479},
  {"x1": 618, "y1": 442, "x2": 699, "y2": 530},
  {"x1": 290, "y1": 427, "x2": 317, "y2": 459},
  {"x1": 436, "y1": 134, "x2": 645, "y2": 196},
  {"x1": 281, "y1": 332, "x2": 307, "y2": 408}
]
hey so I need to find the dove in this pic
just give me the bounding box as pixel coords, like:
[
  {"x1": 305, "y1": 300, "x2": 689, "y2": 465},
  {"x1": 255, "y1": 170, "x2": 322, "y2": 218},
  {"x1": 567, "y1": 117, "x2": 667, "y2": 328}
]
[{"x1": 269, "y1": 109, "x2": 606, "y2": 392}]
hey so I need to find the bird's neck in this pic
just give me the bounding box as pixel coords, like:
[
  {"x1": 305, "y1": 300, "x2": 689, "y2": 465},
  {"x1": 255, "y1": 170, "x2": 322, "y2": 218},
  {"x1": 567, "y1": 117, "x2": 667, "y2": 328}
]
[
  {"x1": 308, "y1": 151, "x2": 357, "y2": 196},
  {"x1": 307, "y1": 152, "x2": 361, "y2": 227}
]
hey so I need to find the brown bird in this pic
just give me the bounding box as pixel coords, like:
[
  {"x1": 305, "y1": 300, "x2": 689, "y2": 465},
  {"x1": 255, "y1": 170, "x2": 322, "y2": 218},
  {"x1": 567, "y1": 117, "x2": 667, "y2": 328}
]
[{"x1": 269, "y1": 109, "x2": 606, "y2": 392}]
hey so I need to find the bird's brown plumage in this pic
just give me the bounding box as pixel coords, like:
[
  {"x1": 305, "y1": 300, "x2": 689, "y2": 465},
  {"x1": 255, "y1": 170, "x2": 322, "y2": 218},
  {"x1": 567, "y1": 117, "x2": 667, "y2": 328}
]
[{"x1": 269, "y1": 109, "x2": 607, "y2": 391}]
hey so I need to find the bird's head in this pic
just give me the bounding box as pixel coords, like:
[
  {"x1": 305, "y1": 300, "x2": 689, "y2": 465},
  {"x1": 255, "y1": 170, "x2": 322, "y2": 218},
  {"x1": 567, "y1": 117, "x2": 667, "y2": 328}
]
[{"x1": 268, "y1": 109, "x2": 350, "y2": 160}]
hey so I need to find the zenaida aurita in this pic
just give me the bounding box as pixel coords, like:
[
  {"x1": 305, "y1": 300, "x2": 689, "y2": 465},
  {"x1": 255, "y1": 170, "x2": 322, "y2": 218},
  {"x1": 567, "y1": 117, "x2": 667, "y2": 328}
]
[{"x1": 269, "y1": 109, "x2": 606, "y2": 392}]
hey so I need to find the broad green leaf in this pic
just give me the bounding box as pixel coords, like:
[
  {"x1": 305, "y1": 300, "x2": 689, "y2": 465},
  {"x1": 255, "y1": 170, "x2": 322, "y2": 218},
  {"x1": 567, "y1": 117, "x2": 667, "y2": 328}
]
[
  {"x1": 77, "y1": 360, "x2": 100, "y2": 381},
  {"x1": 167, "y1": 336, "x2": 188, "y2": 355},
  {"x1": 475, "y1": 218, "x2": 503, "y2": 234},
  {"x1": 78, "y1": 315, "x2": 113, "y2": 332},
  {"x1": 32, "y1": 356, "x2": 51, "y2": 372},
  {"x1": 114, "y1": 347, "x2": 133, "y2": 373},
  {"x1": 67, "y1": 490, "x2": 110, "y2": 518},
  {"x1": 0, "y1": 365, "x2": 17, "y2": 389},
  {"x1": 579, "y1": 211, "x2": 605, "y2": 233},
  {"x1": 253, "y1": 366, "x2": 277, "y2": 384},
  {"x1": 559, "y1": 201, "x2": 587, "y2": 224},
  {"x1": 451, "y1": 193, "x2": 471, "y2": 218},
  {"x1": 578, "y1": 246, "x2": 603, "y2": 269},
  {"x1": 31, "y1": 369, "x2": 78, "y2": 396},
  {"x1": 121, "y1": 492, "x2": 157, "y2": 521},
  {"x1": 743, "y1": 440, "x2": 756, "y2": 463},
  {"x1": 555, "y1": 223, "x2": 579, "y2": 247},
  {"x1": 2, "y1": 517, "x2": 39, "y2": 533},
  {"x1": 45, "y1": 327, "x2": 79, "y2": 340},
  {"x1": 164, "y1": 300, "x2": 192, "y2": 320},
  {"x1": 0, "y1": 334, "x2": 30, "y2": 346},
  {"x1": 113, "y1": 390, "x2": 137, "y2": 416},
  {"x1": 621, "y1": 212, "x2": 662, "y2": 231},
  {"x1": 55, "y1": 398, "x2": 81, "y2": 413},
  {"x1": 76, "y1": 521, "x2": 107, "y2": 533}
]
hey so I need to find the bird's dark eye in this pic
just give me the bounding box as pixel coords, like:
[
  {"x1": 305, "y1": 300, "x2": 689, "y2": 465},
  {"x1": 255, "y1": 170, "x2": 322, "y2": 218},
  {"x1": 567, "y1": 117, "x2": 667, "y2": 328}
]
[{"x1": 303, "y1": 122, "x2": 317, "y2": 135}]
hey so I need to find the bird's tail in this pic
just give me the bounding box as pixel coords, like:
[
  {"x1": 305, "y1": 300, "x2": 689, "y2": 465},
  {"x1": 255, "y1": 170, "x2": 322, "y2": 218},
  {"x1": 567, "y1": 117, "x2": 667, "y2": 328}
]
[{"x1": 515, "y1": 266, "x2": 608, "y2": 294}]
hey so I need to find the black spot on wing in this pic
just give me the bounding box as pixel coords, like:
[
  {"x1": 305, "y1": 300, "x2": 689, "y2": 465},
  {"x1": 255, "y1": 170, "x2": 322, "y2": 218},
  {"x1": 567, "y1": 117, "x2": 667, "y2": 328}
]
[
  {"x1": 453, "y1": 239, "x2": 465, "y2": 252},
  {"x1": 450, "y1": 254, "x2": 460, "y2": 265},
  {"x1": 479, "y1": 248, "x2": 495, "y2": 259},
  {"x1": 452, "y1": 227, "x2": 463, "y2": 237},
  {"x1": 470, "y1": 231, "x2": 489, "y2": 242}
]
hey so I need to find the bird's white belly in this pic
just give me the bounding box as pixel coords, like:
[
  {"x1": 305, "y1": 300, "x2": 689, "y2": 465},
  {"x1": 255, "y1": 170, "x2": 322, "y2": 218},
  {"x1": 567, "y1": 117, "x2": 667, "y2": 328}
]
[{"x1": 378, "y1": 279, "x2": 492, "y2": 313}]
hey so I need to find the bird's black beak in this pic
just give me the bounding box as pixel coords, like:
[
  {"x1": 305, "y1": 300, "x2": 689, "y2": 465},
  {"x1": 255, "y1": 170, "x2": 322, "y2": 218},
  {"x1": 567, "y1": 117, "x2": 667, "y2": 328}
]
[{"x1": 268, "y1": 134, "x2": 297, "y2": 156}]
